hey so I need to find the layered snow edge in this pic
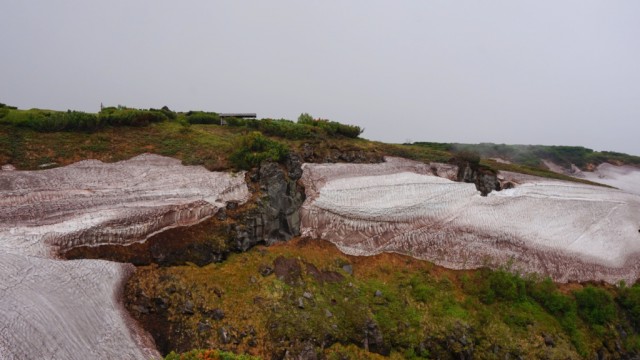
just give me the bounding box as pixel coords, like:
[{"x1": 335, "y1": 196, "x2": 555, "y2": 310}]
[
  {"x1": 300, "y1": 157, "x2": 640, "y2": 284},
  {"x1": 0, "y1": 154, "x2": 250, "y2": 360}
]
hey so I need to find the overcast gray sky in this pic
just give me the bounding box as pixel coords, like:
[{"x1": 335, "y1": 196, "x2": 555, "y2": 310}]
[{"x1": 2, "y1": 1, "x2": 639, "y2": 155}]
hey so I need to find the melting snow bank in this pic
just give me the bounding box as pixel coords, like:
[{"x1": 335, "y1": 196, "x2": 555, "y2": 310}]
[
  {"x1": 542, "y1": 159, "x2": 640, "y2": 196},
  {"x1": 0, "y1": 254, "x2": 156, "y2": 359},
  {"x1": 301, "y1": 157, "x2": 640, "y2": 284},
  {"x1": 578, "y1": 163, "x2": 640, "y2": 196},
  {"x1": 0, "y1": 154, "x2": 250, "y2": 359}
]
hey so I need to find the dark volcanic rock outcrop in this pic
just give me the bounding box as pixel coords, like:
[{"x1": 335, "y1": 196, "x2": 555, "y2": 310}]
[
  {"x1": 233, "y1": 155, "x2": 306, "y2": 250},
  {"x1": 65, "y1": 154, "x2": 307, "y2": 267},
  {"x1": 450, "y1": 153, "x2": 501, "y2": 196}
]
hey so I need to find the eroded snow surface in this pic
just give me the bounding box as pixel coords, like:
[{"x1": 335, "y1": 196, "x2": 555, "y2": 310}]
[
  {"x1": 301, "y1": 157, "x2": 640, "y2": 283},
  {"x1": 0, "y1": 154, "x2": 250, "y2": 359},
  {"x1": 579, "y1": 163, "x2": 640, "y2": 196}
]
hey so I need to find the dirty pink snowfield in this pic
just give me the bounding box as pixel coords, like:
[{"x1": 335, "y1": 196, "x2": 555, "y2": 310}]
[
  {"x1": 2, "y1": 153, "x2": 640, "y2": 358},
  {"x1": 0, "y1": 154, "x2": 249, "y2": 360},
  {"x1": 301, "y1": 157, "x2": 640, "y2": 284}
]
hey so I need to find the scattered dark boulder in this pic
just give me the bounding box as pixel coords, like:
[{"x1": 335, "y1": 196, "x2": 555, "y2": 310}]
[
  {"x1": 342, "y1": 264, "x2": 353, "y2": 275},
  {"x1": 259, "y1": 264, "x2": 274, "y2": 276},
  {"x1": 273, "y1": 256, "x2": 302, "y2": 286},
  {"x1": 207, "y1": 308, "x2": 224, "y2": 321},
  {"x1": 153, "y1": 297, "x2": 169, "y2": 310},
  {"x1": 216, "y1": 208, "x2": 227, "y2": 221},
  {"x1": 363, "y1": 319, "x2": 389, "y2": 356},
  {"x1": 218, "y1": 327, "x2": 231, "y2": 344},
  {"x1": 182, "y1": 300, "x2": 194, "y2": 315},
  {"x1": 501, "y1": 181, "x2": 516, "y2": 190},
  {"x1": 305, "y1": 262, "x2": 345, "y2": 283},
  {"x1": 132, "y1": 304, "x2": 150, "y2": 315},
  {"x1": 197, "y1": 321, "x2": 211, "y2": 333},
  {"x1": 297, "y1": 342, "x2": 318, "y2": 360}
]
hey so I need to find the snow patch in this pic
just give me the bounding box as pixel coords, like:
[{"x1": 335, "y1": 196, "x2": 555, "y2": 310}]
[
  {"x1": 579, "y1": 163, "x2": 640, "y2": 196},
  {"x1": 0, "y1": 154, "x2": 250, "y2": 359},
  {"x1": 301, "y1": 158, "x2": 640, "y2": 283}
]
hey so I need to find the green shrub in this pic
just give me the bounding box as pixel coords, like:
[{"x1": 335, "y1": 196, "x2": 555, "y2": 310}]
[
  {"x1": 63, "y1": 111, "x2": 102, "y2": 130},
  {"x1": 477, "y1": 269, "x2": 526, "y2": 304},
  {"x1": 528, "y1": 278, "x2": 575, "y2": 316},
  {"x1": 254, "y1": 118, "x2": 317, "y2": 139},
  {"x1": 229, "y1": 131, "x2": 289, "y2": 170},
  {"x1": 100, "y1": 108, "x2": 167, "y2": 127},
  {"x1": 1, "y1": 109, "x2": 102, "y2": 131},
  {"x1": 410, "y1": 276, "x2": 436, "y2": 303},
  {"x1": 150, "y1": 106, "x2": 177, "y2": 120},
  {"x1": 574, "y1": 286, "x2": 616, "y2": 325},
  {"x1": 186, "y1": 111, "x2": 220, "y2": 124},
  {"x1": 226, "y1": 113, "x2": 363, "y2": 140},
  {"x1": 298, "y1": 113, "x2": 363, "y2": 138},
  {"x1": 297, "y1": 112, "x2": 314, "y2": 124},
  {"x1": 164, "y1": 349, "x2": 259, "y2": 360},
  {"x1": 450, "y1": 150, "x2": 481, "y2": 167},
  {"x1": 618, "y1": 284, "x2": 640, "y2": 330},
  {"x1": 225, "y1": 117, "x2": 247, "y2": 127}
]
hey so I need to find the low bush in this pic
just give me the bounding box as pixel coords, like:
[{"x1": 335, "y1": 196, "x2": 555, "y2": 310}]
[
  {"x1": 252, "y1": 118, "x2": 318, "y2": 139},
  {"x1": 450, "y1": 150, "x2": 481, "y2": 167},
  {"x1": 229, "y1": 131, "x2": 289, "y2": 170},
  {"x1": 528, "y1": 278, "x2": 575, "y2": 317},
  {"x1": 151, "y1": 106, "x2": 177, "y2": 120},
  {"x1": 477, "y1": 269, "x2": 526, "y2": 304},
  {"x1": 164, "y1": 349, "x2": 259, "y2": 360},
  {"x1": 1, "y1": 109, "x2": 102, "y2": 131},
  {"x1": 99, "y1": 107, "x2": 167, "y2": 127},
  {"x1": 224, "y1": 117, "x2": 246, "y2": 127},
  {"x1": 186, "y1": 111, "x2": 220, "y2": 124},
  {"x1": 0, "y1": 103, "x2": 17, "y2": 110},
  {"x1": 410, "y1": 276, "x2": 436, "y2": 303},
  {"x1": 574, "y1": 286, "x2": 616, "y2": 326},
  {"x1": 618, "y1": 284, "x2": 640, "y2": 330},
  {"x1": 297, "y1": 113, "x2": 363, "y2": 138}
]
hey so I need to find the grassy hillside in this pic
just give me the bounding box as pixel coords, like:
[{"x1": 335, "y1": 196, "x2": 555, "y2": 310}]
[
  {"x1": 413, "y1": 142, "x2": 640, "y2": 170},
  {"x1": 127, "y1": 239, "x2": 640, "y2": 359},
  {"x1": 0, "y1": 105, "x2": 427, "y2": 171},
  {"x1": 3, "y1": 103, "x2": 640, "y2": 358},
  {"x1": 0, "y1": 104, "x2": 616, "y2": 188}
]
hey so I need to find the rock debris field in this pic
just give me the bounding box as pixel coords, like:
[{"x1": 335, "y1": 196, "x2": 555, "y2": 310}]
[
  {"x1": 0, "y1": 154, "x2": 249, "y2": 360},
  {"x1": 301, "y1": 157, "x2": 640, "y2": 284}
]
